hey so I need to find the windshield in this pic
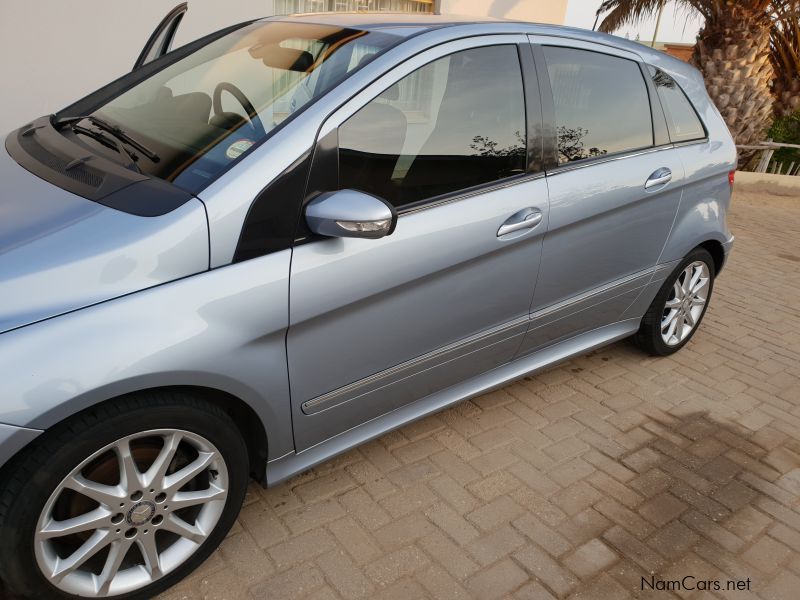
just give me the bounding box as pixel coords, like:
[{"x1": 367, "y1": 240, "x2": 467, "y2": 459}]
[{"x1": 83, "y1": 21, "x2": 399, "y2": 192}]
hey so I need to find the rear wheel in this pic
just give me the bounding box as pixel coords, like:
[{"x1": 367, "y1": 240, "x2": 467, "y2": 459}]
[
  {"x1": 0, "y1": 392, "x2": 249, "y2": 599},
  {"x1": 633, "y1": 247, "x2": 715, "y2": 356}
]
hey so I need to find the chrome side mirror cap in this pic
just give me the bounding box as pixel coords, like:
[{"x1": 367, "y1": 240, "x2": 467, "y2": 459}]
[{"x1": 305, "y1": 189, "x2": 397, "y2": 240}]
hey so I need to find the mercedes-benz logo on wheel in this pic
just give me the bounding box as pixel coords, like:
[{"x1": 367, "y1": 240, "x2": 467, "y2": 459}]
[{"x1": 126, "y1": 500, "x2": 156, "y2": 526}]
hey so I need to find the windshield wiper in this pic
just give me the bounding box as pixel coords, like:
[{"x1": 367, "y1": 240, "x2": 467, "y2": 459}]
[
  {"x1": 71, "y1": 124, "x2": 142, "y2": 174},
  {"x1": 54, "y1": 115, "x2": 160, "y2": 163}
]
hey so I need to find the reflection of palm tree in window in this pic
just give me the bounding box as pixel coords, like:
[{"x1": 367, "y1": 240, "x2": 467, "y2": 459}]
[
  {"x1": 652, "y1": 68, "x2": 676, "y2": 90},
  {"x1": 469, "y1": 130, "x2": 526, "y2": 159},
  {"x1": 557, "y1": 126, "x2": 608, "y2": 163},
  {"x1": 469, "y1": 131, "x2": 526, "y2": 176}
]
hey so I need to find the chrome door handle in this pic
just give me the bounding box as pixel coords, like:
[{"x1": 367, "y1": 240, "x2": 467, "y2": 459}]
[
  {"x1": 497, "y1": 208, "x2": 543, "y2": 237},
  {"x1": 645, "y1": 168, "x2": 672, "y2": 189}
]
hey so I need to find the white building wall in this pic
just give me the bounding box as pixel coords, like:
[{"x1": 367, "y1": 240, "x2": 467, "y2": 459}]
[
  {"x1": 0, "y1": 1, "x2": 276, "y2": 134},
  {"x1": 438, "y1": 0, "x2": 567, "y2": 24}
]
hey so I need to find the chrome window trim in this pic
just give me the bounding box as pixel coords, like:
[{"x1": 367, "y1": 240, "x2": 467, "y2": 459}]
[
  {"x1": 398, "y1": 172, "x2": 546, "y2": 217},
  {"x1": 672, "y1": 138, "x2": 710, "y2": 148},
  {"x1": 545, "y1": 144, "x2": 675, "y2": 177}
]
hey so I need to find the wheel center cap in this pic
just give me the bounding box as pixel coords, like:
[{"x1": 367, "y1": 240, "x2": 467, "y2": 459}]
[{"x1": 126, "y1": 500, "x2": 156, "y2": 526}]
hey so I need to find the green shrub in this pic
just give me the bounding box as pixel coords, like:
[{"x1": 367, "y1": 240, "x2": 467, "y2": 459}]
[{"x1": 768, "y1": 111, "x2": 800, "y2": 171}]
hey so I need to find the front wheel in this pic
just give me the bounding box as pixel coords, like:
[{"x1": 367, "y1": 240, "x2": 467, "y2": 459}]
[
  {"x1": 0, "y1": 392, "x2": 249, "y2": 599},
  {"x1": 633, "y1": 247, "x2": 716, "y2": 356}
]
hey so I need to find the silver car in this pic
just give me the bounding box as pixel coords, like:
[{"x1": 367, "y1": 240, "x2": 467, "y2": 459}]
[{"x1": 0, "y1": 8, "x2": 735, "y2": 599}]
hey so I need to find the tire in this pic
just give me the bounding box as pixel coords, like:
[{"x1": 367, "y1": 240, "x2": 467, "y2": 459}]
[
  {"x1": 0, "y1": 391, "x2": 249, "y2": 600},
  {"x1": 633, "y1": 247, "x2": 716, "y2": 356}
]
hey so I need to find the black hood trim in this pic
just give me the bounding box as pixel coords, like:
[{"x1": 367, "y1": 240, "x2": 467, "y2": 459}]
[{"x1": 5, "y1": 117, "x2": 195, "y2": 217}]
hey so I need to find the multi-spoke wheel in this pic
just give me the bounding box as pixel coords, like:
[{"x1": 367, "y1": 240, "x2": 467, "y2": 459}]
[
  {"x1": 660, "y1": 261, "x2": 711, "y2": 347},
  {"x1": 0, "y1": 394, "x2": 248, "y2": 599},
  {"x1": 634, "y1": 248, "x2": 716, "y2": 356}
]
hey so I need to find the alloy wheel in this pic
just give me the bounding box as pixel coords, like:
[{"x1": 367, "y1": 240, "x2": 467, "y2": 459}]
[
  {"x1": 34, "y1": 429, "x2": 228, "y2": 597},
  {"x1": 660, "y1": 260, "x2": 711, "y2": 346}
]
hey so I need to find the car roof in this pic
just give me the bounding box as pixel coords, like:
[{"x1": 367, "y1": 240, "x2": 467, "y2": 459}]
[
  {"x1": 264, "y1": 12, "x2": 509, "y2": 31},
  {"x1": 261, "y1": 12, "x2": 697, "y2": 79}
]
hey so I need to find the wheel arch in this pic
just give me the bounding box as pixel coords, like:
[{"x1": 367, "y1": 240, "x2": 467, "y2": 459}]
[
  {"x1": 1, "y1": 385, "x2": 270, "y2": 485},
  {"x1": 697, "y1": 239, "x2": 725, "y2": 275},
  {"x1": 155, "y1": 385, "x2": 269, "y2": 483}
]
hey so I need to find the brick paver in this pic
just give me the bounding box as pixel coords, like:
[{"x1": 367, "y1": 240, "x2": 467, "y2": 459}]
[{"x1": 160, "y1": 185, "x2": 800, "y2": 600}]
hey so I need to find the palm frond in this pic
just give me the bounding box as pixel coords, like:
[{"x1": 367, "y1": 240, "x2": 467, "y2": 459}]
[
  {"x1": 596, "y1": 0, "x2": 790, "y2": 35},
  {"x1": 596, "y1": 0, "x2": 707, "y2": 34},
  {"x1": 772, "y1": 4, "x2": 800, "y2": 71}
]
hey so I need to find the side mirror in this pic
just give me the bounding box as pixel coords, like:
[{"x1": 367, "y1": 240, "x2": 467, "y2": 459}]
[{"x1": 305, "y1": 189, "x2": 397, "y2": 240}]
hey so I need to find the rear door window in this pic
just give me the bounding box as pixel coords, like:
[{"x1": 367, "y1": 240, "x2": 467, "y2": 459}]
[{"x1": 542, "y1": 46, "x2": 654, "y2": 164}]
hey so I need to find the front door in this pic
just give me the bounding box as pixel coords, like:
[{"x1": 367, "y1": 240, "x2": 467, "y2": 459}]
[
  {"x1": 288, "y1": 37, "x2": 550, "y2": 450},
  {"x1": 515, "y1": 39, "x2": 684, "y2": 355}
]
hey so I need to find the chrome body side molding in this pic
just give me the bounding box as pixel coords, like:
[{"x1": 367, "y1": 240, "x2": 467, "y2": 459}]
[{"x1": 268, "y1": 319, "x2": 640, "y2": 486}]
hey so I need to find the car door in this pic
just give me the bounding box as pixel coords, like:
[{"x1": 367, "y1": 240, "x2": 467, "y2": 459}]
[
  {"x1": 514, "y1": 38, "x2": 684, "y2": 356},
  {"x1": 133, "y1": 2, "x2": 188, "y2": 70},
  {"x1": 287, "y1": 36, "x2": 550, "y2": 450}
]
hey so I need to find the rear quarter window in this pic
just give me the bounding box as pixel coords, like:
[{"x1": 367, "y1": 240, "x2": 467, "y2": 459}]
[{"x1": 649, "y1": 66, "x2": 707, "y2": 143}]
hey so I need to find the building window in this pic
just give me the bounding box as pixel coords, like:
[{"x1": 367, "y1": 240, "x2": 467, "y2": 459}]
[{"x1": 275, "y1": 0, "x2": 434, "y2": 15}]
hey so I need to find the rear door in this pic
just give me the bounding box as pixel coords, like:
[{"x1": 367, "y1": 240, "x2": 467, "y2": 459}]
[
  {"x1": 287, "y1": 36, "x2": 549, "y2": 450},
  {"x1": 133, "y1": 2, "x2": 188, "y2": 70},
  {"x1": 515, "y1": 37, "x2": 684, "y2": 355}
]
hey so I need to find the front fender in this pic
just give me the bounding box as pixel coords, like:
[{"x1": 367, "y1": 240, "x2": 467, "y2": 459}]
[{"x1": 0, "y1": 250, "x2": 293, "y2": 460}]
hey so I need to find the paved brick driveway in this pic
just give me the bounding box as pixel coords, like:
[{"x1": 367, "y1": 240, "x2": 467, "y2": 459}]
[{"x1": 161, "y1": 185, "x2": 800, "y2": 600}]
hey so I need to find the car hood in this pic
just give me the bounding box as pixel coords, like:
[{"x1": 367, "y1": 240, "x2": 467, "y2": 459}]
[{"x1": 0, "y1": 148, "x2": 209, "y2": 334}]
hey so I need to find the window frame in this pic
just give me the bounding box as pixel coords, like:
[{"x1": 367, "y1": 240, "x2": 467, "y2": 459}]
[
  {"x1": 303, "y1": 34, "x2": 543, "y2": 220},
  {"x1": 528, "y1": 36, "x2": 672, "y2": 175}
]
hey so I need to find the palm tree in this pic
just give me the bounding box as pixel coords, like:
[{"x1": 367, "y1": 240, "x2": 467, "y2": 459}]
[
  {"x1": 597, "y1": 0, "x2": 780, "y2": 148},
  {"x1": 772, "y1": 4, "x2": 800, "y2": 117}
]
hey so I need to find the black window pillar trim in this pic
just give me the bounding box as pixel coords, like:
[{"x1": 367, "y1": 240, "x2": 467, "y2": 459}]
[
  {"x1": 639, "y1": 62, "x2": 671, "y2": 147},
  {"x1": 133, "y1": 2, "x2": 189, "y2": 71},
  {"x1": 291, "y1": 127, "x2": 339, "y2": 246},
  {"x1": 518, "y1": 42, "x2": 545, "y2": 175},
  {"x1": 529, "y1": 43, "x2": 559, "y2": 172}
]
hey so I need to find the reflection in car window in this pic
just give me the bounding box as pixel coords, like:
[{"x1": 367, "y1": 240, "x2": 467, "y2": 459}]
[
  {"x1": 649, "y1": 66, "x2": 706, "y2": 143},
  {"x1": 338, "y1": 45, "x2": 527, "y2": 208},
  {"x1": 543, "y1": 47, "x2": 653, "y2": 164},
  {"x1": 82, "y1": 22, "x2": 399, "y2": 192}
]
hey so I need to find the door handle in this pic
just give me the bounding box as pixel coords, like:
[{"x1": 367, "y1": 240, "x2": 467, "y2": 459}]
[
  {"x1": 497, "y1": 208, "x2": 543, "y2": 237},
  {"x1": 645, "y1": 168, "x2": 672, "y2": 189}
]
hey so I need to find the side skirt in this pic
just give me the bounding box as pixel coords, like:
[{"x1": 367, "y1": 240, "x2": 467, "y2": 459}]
[{"x1": 265, "y1": 318, "x2": 640, "y2": 486}]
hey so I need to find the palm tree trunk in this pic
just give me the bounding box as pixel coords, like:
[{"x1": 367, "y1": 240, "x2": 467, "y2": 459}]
[{"x1": 693, "y1": 15, "x2": 775, "y2": 148}]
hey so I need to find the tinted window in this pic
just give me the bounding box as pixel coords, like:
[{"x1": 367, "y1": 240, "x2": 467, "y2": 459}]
[
  {"x1": 543, "y1": 47, "x2": 653, "y2": 164},
  {"x1": 82, "y1": 22, "x2": 399, "y2": 193},
  {"x1": 649, "y1": 67, "x2": 706, "y2": 142},
  {"x1": 338, "y1": 45, "x2": 527, "y2": 208}
]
